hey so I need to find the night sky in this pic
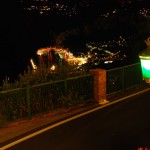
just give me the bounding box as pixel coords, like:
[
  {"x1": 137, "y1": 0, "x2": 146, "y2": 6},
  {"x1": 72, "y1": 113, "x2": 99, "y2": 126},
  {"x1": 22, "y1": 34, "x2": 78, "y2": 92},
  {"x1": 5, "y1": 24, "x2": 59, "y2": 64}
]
[{"x1": 0, "y1": 0, "x2": 150, "y2": 83}]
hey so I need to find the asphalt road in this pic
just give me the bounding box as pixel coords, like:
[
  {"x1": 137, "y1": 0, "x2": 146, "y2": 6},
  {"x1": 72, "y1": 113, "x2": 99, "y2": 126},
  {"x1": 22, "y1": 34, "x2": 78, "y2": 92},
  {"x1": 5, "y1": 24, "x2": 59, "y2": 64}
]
[{"x1": 3, "y1": 91, "x2": 150, "y2": 150}]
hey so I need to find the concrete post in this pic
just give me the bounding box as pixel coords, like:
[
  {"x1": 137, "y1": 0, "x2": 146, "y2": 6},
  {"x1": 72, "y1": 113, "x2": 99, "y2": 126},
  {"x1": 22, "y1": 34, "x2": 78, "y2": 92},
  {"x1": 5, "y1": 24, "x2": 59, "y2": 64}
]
[{"x1": 90, "y1": 69, "x2": 109, "y2": 104}]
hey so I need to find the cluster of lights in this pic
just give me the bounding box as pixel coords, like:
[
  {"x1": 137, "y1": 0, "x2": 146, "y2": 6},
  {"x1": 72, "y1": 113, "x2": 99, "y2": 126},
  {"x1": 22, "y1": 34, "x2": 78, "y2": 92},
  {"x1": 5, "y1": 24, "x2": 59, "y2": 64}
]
[
  {"x1": 30, "y1": 47, "x2": 87, "y2": 70},
  {"x1": 139, "y1": 8, "x2": 150, "y2": 18},
  {"x1": 22, "y1": 0, "x2": 89, "y2": 16},
  {"x1": 86, "y1": 36, "x2": 127, "y2": 51},
  {"x1": 67, "y1": 57, "x2": 87, "y2": 66},
  {"x1": 87, "y1": 49, "x2": 125, "y2": 65},
  {"x1": 99, "y1": 4, "x2": 149, "y2": 20},
  {"x1": 86, "y1": 36, "x2": 127, "y2": 65},
  {"x1": 100, "y1": 9, "x2": 117, "y2": 18}
]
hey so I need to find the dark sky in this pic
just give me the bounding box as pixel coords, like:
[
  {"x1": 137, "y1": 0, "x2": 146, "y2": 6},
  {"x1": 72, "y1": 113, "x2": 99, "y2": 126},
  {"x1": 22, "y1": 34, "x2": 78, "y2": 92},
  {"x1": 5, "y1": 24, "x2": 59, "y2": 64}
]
[{"x1": 0, "y1": 0, "x2": 149, "y2": 81}]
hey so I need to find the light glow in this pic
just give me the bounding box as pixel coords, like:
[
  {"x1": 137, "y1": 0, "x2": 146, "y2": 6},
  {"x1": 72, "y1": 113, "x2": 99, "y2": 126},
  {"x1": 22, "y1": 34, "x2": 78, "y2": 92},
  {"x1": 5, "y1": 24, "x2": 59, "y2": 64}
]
[
  {"x1": 140, "y1": 59, "x2": 150, "y2": 79},
  {"x1": 30, "y1": 59, "x2": 38, "y2": 70},
  {"x1": 50, "y1": 65, "x2": 56, "y2": 70},
  {"x1": 36, "y1": 47, "x2": 87, "y2": 66}
]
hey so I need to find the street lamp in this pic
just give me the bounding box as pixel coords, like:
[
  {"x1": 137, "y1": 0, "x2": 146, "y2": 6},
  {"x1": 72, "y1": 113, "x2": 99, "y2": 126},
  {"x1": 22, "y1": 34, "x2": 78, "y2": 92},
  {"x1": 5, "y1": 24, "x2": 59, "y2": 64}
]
[
  {"x1": 139, "y1": 49, "x2": 150, "y2": 84},
  {"x1": 139, "y1": 37, "x2": 150, "y2": 84}
]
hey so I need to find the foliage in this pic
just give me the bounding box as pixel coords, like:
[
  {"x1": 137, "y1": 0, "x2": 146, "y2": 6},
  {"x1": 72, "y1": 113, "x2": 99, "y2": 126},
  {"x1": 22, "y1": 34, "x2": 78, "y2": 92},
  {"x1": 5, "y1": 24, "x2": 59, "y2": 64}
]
[
  {"x1": 58, "y1": 90, "x2": 85, "y2": 108},
  {"x1": 1, "y1": 61, "x2": 89, "y2": 91},
  {"x1": 0, "y1": 71, "x2": 93, "y2": 124}
]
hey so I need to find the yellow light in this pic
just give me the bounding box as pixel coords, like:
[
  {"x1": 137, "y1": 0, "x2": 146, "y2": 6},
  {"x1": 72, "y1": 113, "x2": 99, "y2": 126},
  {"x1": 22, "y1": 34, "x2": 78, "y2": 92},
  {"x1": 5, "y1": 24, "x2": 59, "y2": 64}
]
[
  {"x1": 30, "y1": 59, "x2": 37, "y2": 70},
  {"x1": 50, "y1": 65, "x2": 55, "y2": 70}
]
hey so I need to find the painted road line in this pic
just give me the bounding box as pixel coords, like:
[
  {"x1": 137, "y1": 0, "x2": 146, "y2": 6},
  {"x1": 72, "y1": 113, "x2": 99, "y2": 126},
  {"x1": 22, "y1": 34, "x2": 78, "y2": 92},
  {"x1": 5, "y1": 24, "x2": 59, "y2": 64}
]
[{"x1": 1, "y1": 87, "x2": 150, "y2": 150}]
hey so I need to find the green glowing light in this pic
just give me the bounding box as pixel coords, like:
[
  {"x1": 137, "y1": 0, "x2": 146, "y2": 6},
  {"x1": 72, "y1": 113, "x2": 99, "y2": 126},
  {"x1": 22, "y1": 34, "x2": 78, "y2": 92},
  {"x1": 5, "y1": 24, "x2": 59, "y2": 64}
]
[{"x1": 140, "y1": 59, "x2": 150, "y2": 78}]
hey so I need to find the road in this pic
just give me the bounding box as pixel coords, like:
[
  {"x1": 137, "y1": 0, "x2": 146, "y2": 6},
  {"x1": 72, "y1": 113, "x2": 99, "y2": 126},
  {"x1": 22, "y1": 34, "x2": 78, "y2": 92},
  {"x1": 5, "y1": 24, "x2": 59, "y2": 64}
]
[{"x1": 2, "y1": 91, "x2": 150, "y2": 150}]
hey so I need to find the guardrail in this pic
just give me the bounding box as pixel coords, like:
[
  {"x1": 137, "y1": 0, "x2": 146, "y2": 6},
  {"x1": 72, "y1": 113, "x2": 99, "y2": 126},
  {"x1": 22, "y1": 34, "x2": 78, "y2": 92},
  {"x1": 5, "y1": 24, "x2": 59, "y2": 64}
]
[
  {"x1": 106, "y1": 63, "x2": 145, "y2": 95},
  {"x1": 0, "y1": 74, "x2": 94, "y2": 126},
  {"x1": 0, "y1": 63, "x2": 146, "y2": 126}
]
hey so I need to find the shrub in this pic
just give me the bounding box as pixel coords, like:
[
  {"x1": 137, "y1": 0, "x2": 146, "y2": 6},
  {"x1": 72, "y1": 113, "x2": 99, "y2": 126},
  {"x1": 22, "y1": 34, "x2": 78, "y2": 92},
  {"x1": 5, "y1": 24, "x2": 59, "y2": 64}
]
[{"x1": 1, "y1": 61, "x2": 89, "y2": 91}]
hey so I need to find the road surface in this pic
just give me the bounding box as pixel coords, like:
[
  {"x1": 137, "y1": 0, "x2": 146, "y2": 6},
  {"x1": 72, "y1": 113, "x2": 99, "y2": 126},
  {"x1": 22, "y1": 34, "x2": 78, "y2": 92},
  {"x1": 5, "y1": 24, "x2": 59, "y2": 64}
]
[{"x1": 2, "y1": 91, "x2": 150, "y2": 150}]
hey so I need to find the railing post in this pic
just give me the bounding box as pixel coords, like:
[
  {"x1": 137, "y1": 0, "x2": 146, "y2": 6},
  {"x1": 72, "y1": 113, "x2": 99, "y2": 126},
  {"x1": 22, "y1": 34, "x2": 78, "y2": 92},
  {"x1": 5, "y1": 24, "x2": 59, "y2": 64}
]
[
  {"x1": 64, "y1": 79, "x2": 68, "y2": 96},
  {"x1": 26, "y1": 85, "x2": 31, "y2": 119},
  {"x1": 122, "y1": 67, "x2": 125, "y2": 91},
  {"x1": 90, "y1": 69, "x2": 109, "y2": 105},
  {"x1": 0, "y1": 100, "x2": 3, "y2": 124}
]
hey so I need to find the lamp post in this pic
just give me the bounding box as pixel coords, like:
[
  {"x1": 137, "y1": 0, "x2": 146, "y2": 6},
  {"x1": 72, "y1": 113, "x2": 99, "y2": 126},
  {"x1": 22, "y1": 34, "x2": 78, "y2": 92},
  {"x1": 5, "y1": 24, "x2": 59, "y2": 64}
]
[
  {"x1": 139, "y1": 37, "x2": 150, "y2": 84},
  {"x1": 139, "y1": 49, "x2": 150, "y2": 84}
]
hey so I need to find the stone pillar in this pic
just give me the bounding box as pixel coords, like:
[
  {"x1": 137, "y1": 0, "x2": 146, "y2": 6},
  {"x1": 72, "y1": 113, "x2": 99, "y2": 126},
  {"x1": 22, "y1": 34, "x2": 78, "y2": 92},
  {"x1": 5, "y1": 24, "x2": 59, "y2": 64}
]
[{"x1": 90, "y1": 69, "x2": 109, "y2": 104}]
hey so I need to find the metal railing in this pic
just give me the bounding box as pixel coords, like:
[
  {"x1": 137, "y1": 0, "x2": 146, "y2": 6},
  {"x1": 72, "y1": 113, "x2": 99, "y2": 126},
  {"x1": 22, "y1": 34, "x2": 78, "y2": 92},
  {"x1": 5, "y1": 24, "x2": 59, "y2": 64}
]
[
  {"x1": 106, "y1": 63, "x2": 145, "y2": 95},
  {"x1": 0, "y1": 74, "x2": 94, "y2": 125},
  {"x1": 0, "y1": 63, "x2": 145, "y2": 125}
]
